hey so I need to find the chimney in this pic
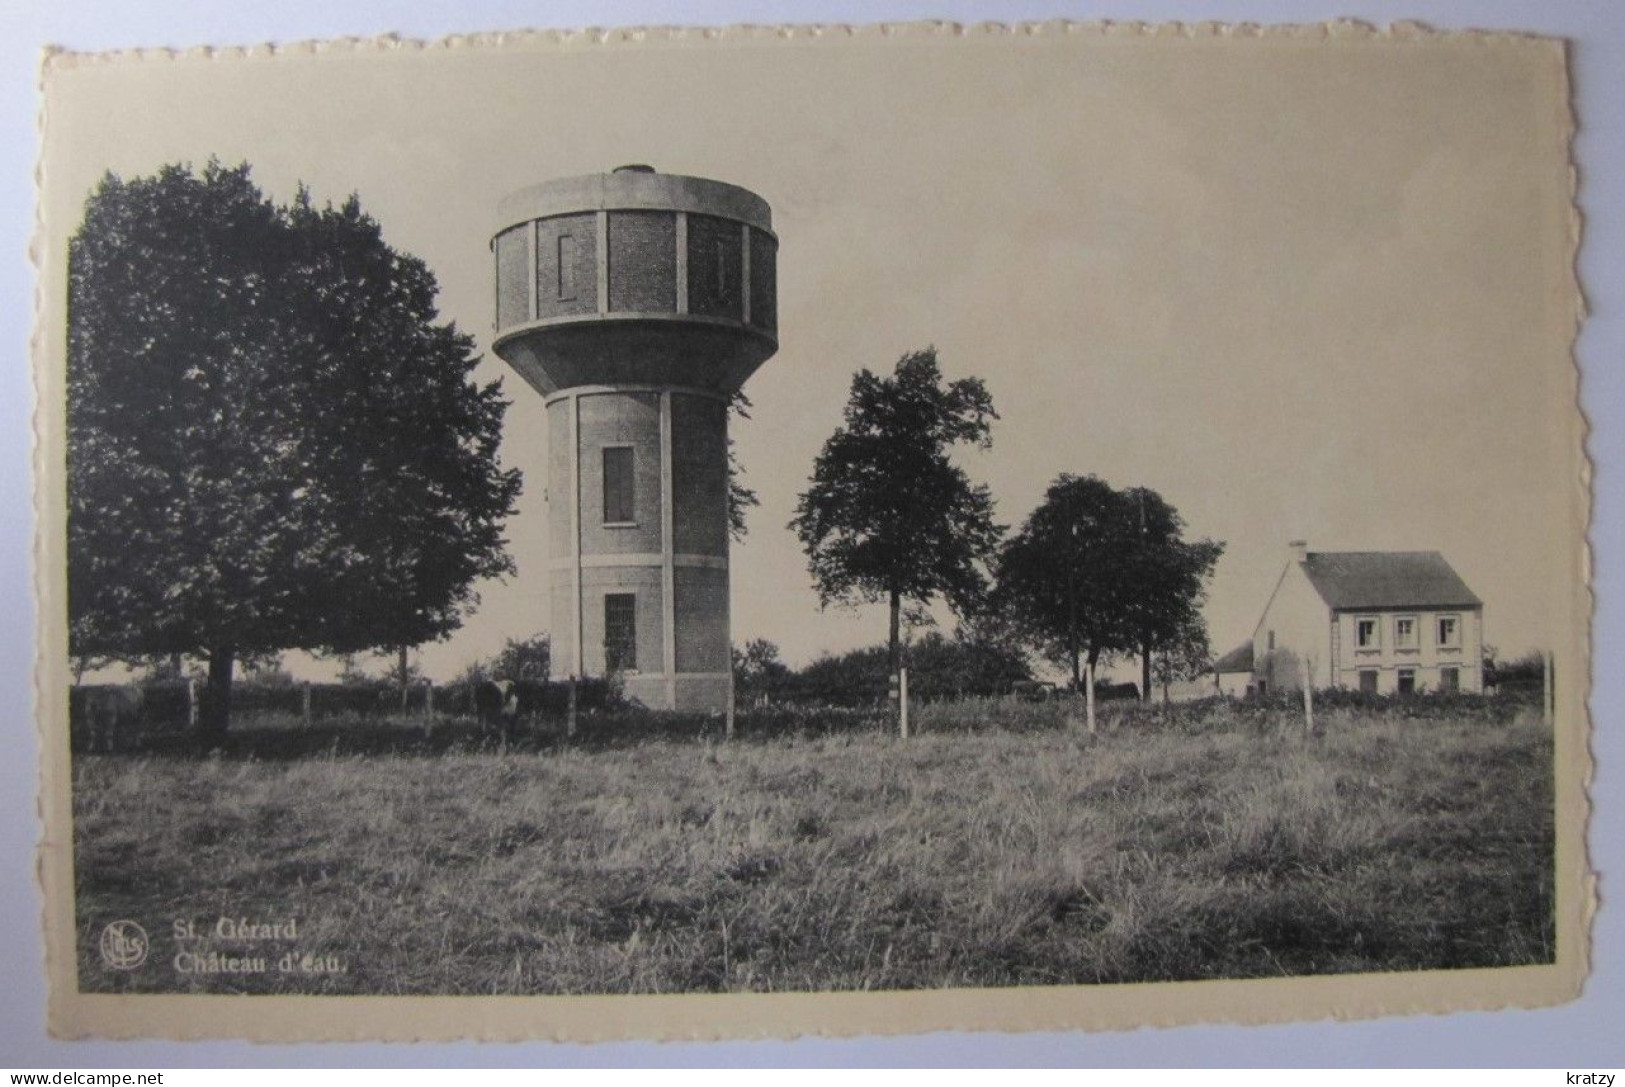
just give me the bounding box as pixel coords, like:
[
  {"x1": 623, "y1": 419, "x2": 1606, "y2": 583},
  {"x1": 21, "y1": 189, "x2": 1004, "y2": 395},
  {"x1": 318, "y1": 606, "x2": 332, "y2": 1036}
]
[{"x1": 1289, "y1": 539, "x2": 1308, "y2": 564}]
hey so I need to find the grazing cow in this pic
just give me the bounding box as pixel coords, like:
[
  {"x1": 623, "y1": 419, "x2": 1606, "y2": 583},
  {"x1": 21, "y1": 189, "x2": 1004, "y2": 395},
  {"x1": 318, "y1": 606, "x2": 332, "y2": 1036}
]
[
  {"x1": 1094, "y1": 681, "x2": 1141, "y2": 703},
  {"x1": 474, "y1": 678, "x2": 521, "y2": 738},
  {"x1": 81, "y1": 685, "x2": 145, "y2": 752}
]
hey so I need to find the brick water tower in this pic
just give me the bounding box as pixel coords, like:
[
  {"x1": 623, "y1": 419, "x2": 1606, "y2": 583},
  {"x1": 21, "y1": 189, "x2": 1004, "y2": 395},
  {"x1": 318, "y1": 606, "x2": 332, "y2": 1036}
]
[{"x1": 490, "y1": 166, "x2": 778, "y2": 711}]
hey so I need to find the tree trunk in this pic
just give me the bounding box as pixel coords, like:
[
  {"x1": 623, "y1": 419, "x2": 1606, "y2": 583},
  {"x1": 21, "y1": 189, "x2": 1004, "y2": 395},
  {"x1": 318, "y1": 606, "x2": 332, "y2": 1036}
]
[
  {"x1": 200, "y1": 645, "x2": 234, "y2": 737},
  {"x1": 887, "y1": 589, "x2": 902, "y2": 680},
  {"x1": 1069, "y1": 644, "x2": 1081, "y2": 692}
]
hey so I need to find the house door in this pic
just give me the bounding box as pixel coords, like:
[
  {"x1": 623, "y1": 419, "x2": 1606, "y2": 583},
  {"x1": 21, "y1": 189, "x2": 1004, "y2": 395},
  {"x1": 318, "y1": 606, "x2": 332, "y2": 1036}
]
[{"x1": 1359, "y1": 670, "x2": 1378, "y2": 695}]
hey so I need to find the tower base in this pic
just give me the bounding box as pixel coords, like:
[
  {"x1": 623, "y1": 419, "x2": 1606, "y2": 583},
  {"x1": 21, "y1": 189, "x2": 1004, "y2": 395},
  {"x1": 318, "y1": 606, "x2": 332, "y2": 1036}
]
[{"x1": 620, "y1": 672, "x2": 734, "y2": 714}]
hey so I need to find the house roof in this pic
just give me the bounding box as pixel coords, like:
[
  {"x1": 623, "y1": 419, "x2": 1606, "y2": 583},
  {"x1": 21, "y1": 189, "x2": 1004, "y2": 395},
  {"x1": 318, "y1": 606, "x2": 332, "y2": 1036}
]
[
  {"x1": 1299, "y1": 551, "x2": 1482, "y2": 611},
  {"x1": 1212, "y1": 642, "x2": 1253, "y2": 674}
]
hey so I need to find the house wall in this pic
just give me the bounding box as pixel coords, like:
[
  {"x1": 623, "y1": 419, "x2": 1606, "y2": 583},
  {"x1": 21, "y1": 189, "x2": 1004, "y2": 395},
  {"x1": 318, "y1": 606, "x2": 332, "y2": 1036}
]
[
  {"x1": 1252, "y1": 561, "x2": 1334, "y2": 692},
  {"x1": 1161, "y1": 676, "x2": 1222, "y2": 703},
  {"x1": 1331, "y1": 608, "x2": 1483, "y2": 693},
  {"x1": 1216, "y1": 672, "x2": 1250, "y2": 698}
]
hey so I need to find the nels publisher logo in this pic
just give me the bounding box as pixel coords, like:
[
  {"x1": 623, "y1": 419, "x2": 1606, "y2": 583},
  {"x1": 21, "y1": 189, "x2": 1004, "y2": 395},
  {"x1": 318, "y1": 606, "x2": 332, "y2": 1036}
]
[{"x1": 98, "y1": 919, "x2": 149, "y2": 970}]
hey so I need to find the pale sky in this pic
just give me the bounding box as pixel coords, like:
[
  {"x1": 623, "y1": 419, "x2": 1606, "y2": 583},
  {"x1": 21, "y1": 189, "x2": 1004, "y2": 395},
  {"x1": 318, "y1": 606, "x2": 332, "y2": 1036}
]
[{"x1": 41, "y1": 27, "x2": 1582, "y2": 680}]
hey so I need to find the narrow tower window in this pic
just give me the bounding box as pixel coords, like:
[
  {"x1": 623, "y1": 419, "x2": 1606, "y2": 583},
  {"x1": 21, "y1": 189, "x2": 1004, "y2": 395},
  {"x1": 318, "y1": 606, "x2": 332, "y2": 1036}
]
[
  {"x1": 604, "y1": 593, "x2": 637, "y2": 672},
  {"x1": 602, "y1": 446, "x2": 634, "y2": 524}
]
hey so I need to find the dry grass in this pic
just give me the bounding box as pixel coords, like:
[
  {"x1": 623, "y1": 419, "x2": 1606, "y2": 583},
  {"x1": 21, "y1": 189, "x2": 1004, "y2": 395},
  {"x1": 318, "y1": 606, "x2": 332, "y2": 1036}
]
[{"x1": 71, "y1": 700, "x2": 1554, "y2": 994}]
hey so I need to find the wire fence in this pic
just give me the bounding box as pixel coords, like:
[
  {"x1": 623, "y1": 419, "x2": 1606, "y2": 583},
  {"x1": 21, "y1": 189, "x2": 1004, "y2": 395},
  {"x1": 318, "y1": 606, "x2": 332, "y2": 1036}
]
[{"x1": 67, "y1": 676, "x2": 1545, "y2": 758}]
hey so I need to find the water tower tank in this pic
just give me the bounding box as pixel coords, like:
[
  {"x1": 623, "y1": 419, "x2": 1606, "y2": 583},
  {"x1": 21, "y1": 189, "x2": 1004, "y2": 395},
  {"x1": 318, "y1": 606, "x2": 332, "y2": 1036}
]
[{"x1": 490, "y1": 166, "x2": 778, "y2": 711}]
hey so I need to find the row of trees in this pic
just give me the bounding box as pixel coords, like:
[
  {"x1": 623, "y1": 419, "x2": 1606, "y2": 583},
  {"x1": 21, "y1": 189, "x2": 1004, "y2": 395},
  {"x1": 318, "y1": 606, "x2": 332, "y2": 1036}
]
[
  {"x1": 66, "y1": 161, "x2": 1221, "y2": 735},
  {"x1": 791, "y1": 349, "x2": 1224, "y2": 728},
  {"x1": 733, "y1": 631, "x2": 1032, "y2": 707}
]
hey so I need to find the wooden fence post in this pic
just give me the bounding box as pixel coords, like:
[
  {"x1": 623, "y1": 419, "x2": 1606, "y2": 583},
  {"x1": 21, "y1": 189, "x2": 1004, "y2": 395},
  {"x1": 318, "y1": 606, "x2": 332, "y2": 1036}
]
[
  {"x1": 186, "y1": 678, "x2": 198, "y2": 730},
  {"x1": 1085, "y1": 660, "x2": 1097, "y2": 735},
  {"x1": 301, "y1": 681, "x2": 312, "y2": 729},
  {"x1": 1543, "y1": 650, "x2": 1554, "y2": 728},
  {"x1": 566, "y1": 676, "x2": 578, "y2": 739},
  {"x1": 899, "y1": 667, "x2": 910, "y2": 739},
  {"x1": 726, "y1": 668, "x2": 736, "y2": 741},
  {"x1": 1301, "y1": 655, "x2": 1314, "y2": 735}
]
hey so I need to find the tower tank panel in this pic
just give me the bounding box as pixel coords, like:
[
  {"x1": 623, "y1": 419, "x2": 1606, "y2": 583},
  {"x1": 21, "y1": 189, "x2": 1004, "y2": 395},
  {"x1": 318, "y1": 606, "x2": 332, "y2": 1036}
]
[{"x1": 492, "y1": 167, "x2": 778, "y2": 711}]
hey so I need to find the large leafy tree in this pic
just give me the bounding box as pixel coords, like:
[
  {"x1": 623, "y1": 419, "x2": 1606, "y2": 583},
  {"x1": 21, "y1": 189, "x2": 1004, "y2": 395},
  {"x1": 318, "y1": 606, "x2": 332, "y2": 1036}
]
[
  {"x1": 995, "y1": 475, "x2": 1137, "y2": 714},
  {"x1": 790, "y1": 348, "x2": 1000, "y2": 677},
  {"x1": 1119, "y1": 487, "x2": 1224, "y2": 701},
  {"x1": 67, "y1": 161, "x2": 521, "y2": 734},
  {"x1": 994, "y1": 475, "x2": 1222, "y2": 726}
]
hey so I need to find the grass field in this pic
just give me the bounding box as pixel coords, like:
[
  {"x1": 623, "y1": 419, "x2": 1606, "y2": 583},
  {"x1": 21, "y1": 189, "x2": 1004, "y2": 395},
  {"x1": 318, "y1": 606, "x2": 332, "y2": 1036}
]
[{"x1": 71, "y1": 697, "x2": 1555, "y2": 994}]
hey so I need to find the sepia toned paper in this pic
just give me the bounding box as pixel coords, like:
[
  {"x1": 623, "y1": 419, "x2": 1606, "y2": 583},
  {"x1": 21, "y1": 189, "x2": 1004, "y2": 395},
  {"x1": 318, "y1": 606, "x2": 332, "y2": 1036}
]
[{"x1": 33, "y1": 20, "x2": 1591, "y2": 1042}]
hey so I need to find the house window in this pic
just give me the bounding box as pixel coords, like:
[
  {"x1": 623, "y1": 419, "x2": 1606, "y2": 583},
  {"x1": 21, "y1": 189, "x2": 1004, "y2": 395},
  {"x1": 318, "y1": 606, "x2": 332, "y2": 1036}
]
[
  {"x1": 1397, "y1": 668, "x2": 1416, "y2": 695},
  {"x1": 602, "y1": 446, "x2": 634, "y2": 524},
  {"x1": 1359, "y1": 670, "x2": 1378, "y2": 695},
  {"x1": 1355, "y1": 617, "x2": 1379, "y2": 650},
  {"x1": 557, "y1": 235, "x2": 577, "y2": 300},
  {"x1": 1440, "y1": 667, "x2": 1459, "y2": 693},
  {"x1": 1394, "y1": 615, "x2": 1418, "y2": 650},
  {"x1": 604, "y1": 593, "x2": 637, "y2": 672},
  {"x1": 1255, "y1": 679, "x2": 1267, "y2": 696},
  {"x1": 1437, "y1": 614, "x2": 1461, "y2": 649}
]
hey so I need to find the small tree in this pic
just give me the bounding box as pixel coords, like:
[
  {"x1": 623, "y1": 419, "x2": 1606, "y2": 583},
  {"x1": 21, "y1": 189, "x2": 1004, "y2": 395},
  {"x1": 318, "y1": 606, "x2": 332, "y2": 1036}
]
[
  {"x1": 790, "y1": 348, "x2": 1001, "y2": 679},
  {"x1": 489, "y1": 634, "x2": 551, "y2": 684},
  {"x1": 732, "y1": 638, "x2": 790, "y2": 704},
  {"x1": 1150, "y1": 614, "x2": 1212, "y2": 704},
  {"x1": 904, "y1": 629, "x2": 1031, "y2": 700},
  {"x1": 727, "y1": 391, "x2": 759, "y2": 542},
  {"x1": 455, "y1": 634, "x2": 551, "y2": 687},
  {"x1": 67, "y1": 162, "x2": 521, "y2": 735}
]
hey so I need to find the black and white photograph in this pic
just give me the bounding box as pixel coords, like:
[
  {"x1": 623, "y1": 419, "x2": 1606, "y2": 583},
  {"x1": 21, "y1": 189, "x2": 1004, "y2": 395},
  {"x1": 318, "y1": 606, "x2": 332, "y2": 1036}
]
[{"x1": 31, "y1": 19, "x2": 1590, "y2": 1042}]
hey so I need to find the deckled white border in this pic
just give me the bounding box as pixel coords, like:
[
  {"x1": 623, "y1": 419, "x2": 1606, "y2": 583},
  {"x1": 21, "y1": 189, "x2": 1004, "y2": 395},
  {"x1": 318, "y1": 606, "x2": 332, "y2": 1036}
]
[
  {"x1": 30, "y1": 18, "x2": 1592, "y2": 1044},
  {"x1": 37, "y1": 17, "x2": 1573, "y2": 69}
]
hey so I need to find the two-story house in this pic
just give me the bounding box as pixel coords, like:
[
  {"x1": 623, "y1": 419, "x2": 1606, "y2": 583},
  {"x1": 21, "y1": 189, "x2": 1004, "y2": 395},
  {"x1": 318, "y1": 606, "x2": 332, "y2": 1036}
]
[{"x1": 1251, "y1": 541, "x2": 1484, "y2": 694}]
